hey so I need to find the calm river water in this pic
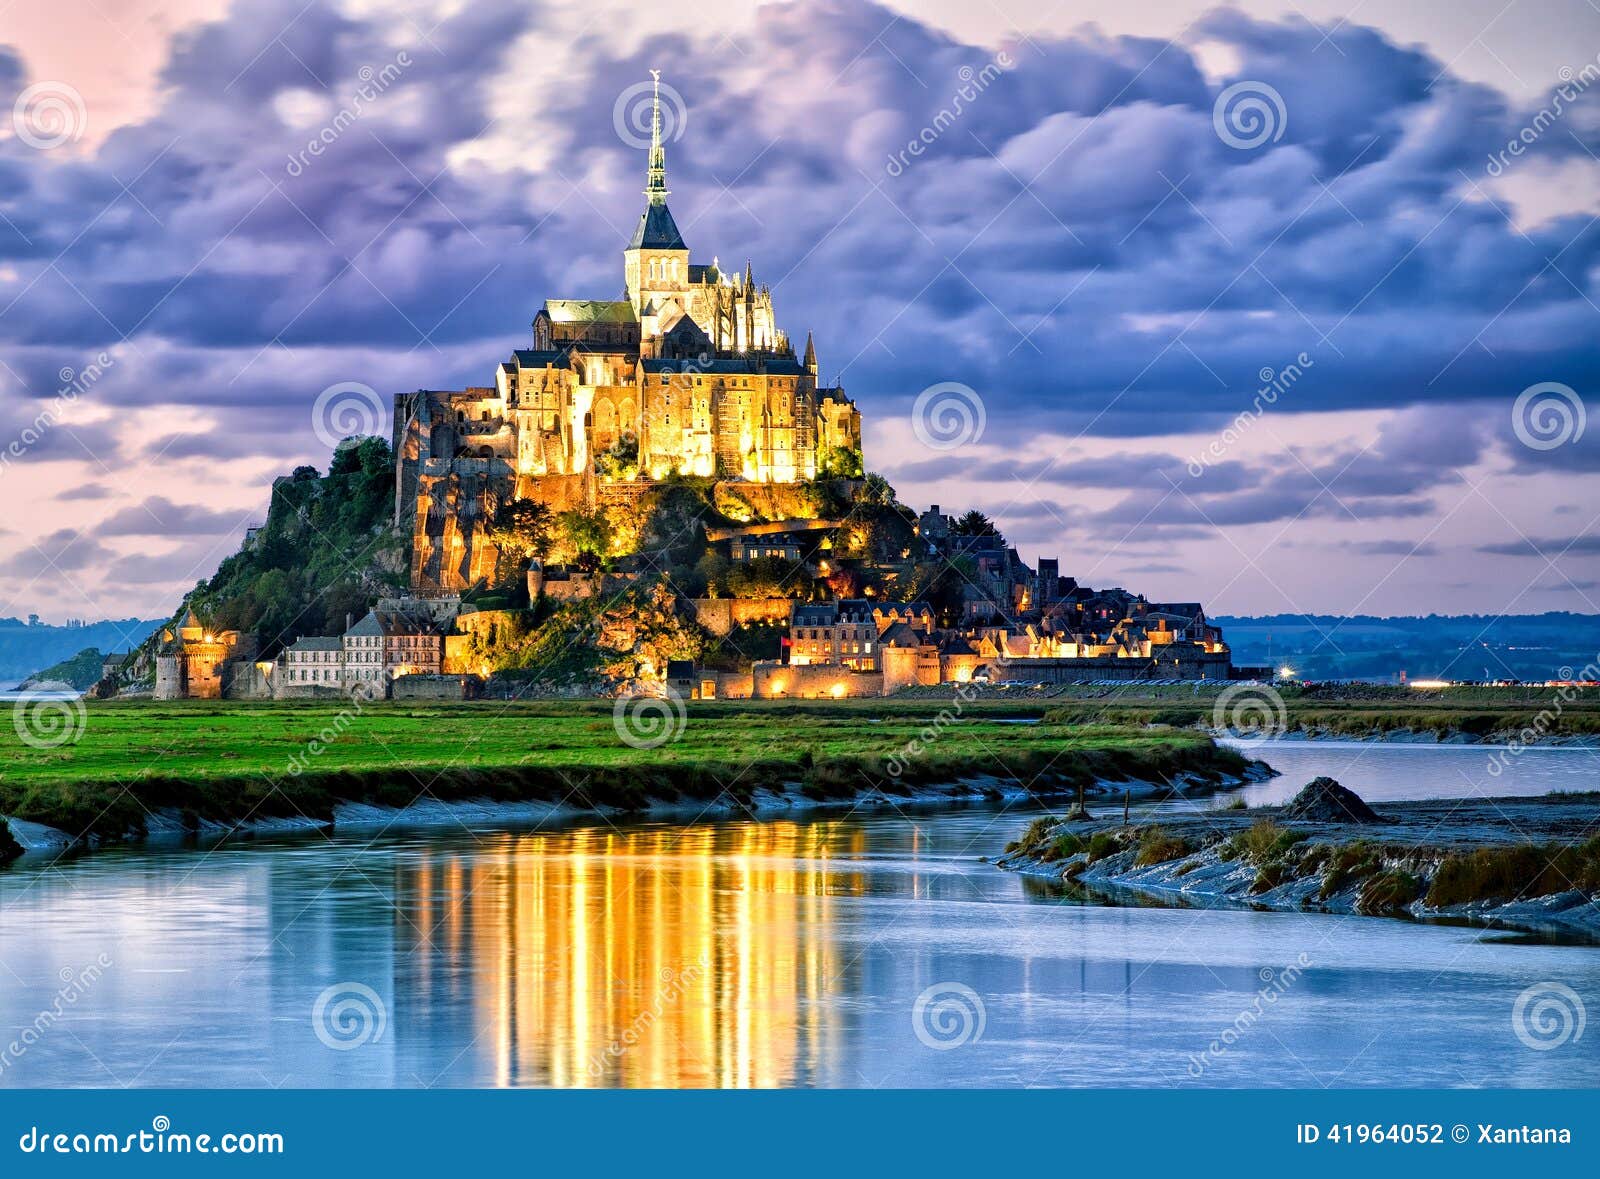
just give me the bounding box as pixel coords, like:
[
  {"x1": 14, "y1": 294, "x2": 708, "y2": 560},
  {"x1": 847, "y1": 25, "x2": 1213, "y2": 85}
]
[{"x1": 1, "y1": 740, "x2": 1597, "y2": 1088}]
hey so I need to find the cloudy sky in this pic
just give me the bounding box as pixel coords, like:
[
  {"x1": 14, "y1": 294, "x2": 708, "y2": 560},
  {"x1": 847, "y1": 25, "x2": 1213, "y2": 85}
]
[{"x1": 2, "y1": 0, "x2": 1598, "y2": 622}]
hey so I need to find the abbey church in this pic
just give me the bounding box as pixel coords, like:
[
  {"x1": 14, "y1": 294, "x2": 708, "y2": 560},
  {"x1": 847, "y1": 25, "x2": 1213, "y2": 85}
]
[{"x1": 395, "y1": 75, "x2": 862, "y2": 592}]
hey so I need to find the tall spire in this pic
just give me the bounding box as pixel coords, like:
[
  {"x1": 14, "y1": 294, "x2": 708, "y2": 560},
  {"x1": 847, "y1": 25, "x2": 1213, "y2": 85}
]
[{"x1": 645, "y1": 69, "x2": 669, "y2": 206}]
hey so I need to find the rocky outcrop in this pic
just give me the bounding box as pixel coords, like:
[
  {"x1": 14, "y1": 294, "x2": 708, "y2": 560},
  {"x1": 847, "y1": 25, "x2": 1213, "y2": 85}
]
[
  {"x1": 1280, "y1": 776, "x2": 1384, "y2": 823},
  {"x1": 0, "y1": 820, "x2": 21, "y2": 865}
]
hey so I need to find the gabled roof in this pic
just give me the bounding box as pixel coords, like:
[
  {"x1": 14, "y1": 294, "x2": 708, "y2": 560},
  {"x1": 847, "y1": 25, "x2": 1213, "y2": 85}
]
[
  {"x1": 628, "y1": 202, "x2": 686, "y2": 250},
  {"x1": 345, "y1": 609, "x2": 438, "y2": 638},
  {"x1": 541, "y1": 299, "x2": 636, "y2": 324},
  {"x1": 286, "y1": 636, "x2": 343, "y2": 652},
  {"x1": 879, "y1": 621, "x2": 923, "y2": 649},
  {"x1": 792, "y1": 602, "x2": 840, "y2": 626},
  {"x1": 512, "y1": 349, "x2": 574, "y2": 369}
]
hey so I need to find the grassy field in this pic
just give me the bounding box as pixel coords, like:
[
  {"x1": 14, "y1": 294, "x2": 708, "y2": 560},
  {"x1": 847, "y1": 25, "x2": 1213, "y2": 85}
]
[{"x1": 0, "y1": 699, "x2": 1246, "y2": 842}]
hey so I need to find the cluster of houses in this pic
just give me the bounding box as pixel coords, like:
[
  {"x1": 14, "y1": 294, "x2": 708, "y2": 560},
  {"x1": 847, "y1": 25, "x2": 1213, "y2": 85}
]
[
  {"x1": 141, "y1": 500, "x2": 1254, "y2": 701},
  {"x1": 686, "y1": 589, "x2": 1242, "y2": 701},
  {"x1": 151, "y1": 607, "x2": 453, "y2": 701}
]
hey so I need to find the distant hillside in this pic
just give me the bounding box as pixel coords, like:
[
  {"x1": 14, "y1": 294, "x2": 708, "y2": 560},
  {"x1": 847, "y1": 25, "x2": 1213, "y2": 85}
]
[
  {"x1": 0, "y1": 619, "x2": 160, "y2": 686},
  {"x1": 1215, "y1": 613, "x2": 1600, "y2": 682},
  {"x1": 17, "y1": 646, "x2": 109, "y2": 691}
]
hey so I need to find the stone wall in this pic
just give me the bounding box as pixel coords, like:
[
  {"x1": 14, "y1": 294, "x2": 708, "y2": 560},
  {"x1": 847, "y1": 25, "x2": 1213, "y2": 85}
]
[
  {"x1": 273, "y1": 682, "x2": 351, "y2": 700},
  {"x1": 222, "y1": 660, "x2": 274, "y2": 700},
  {"x1": 393, "y1": 674, "x2": 482, "y2": 700},
  {"x1": 752, "y1": 662, "x2": 883, "y2": 699},
  {"x1": 685, "y1": 597, "x2": 792, "y2": 636}
]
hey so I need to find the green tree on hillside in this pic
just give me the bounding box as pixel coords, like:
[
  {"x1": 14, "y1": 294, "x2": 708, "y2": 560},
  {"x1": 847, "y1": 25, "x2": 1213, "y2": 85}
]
[{"x1": 487, "y1": 499, "x2": 555, "y2": 584}]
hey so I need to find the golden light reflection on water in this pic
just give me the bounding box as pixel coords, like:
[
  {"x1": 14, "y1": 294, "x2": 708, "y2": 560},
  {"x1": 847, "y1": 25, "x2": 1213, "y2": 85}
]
[{"x1": 399, "y1": 821, "x2": 870, "y2": 1088}]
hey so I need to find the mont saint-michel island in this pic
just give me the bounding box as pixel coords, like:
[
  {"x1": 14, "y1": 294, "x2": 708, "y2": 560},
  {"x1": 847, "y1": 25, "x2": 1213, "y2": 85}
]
[
  {"x1": 110, "y1": 77, "x2": 1253, "y2": 707},
  {"x1": 6, "y1": 77, "x2": 1599, "y2": 907}
]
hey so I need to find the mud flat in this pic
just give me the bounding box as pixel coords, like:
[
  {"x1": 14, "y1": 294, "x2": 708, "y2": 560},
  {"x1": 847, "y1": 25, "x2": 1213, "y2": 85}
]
[{"x1": 996, "y1": 778, "x2": 1600, "y2": 937}]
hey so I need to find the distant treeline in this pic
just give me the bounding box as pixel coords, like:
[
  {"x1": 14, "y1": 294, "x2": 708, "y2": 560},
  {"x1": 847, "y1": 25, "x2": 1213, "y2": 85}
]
[{"x1": 1215, "y1": 612, "x2": 1600, "y2": 682}]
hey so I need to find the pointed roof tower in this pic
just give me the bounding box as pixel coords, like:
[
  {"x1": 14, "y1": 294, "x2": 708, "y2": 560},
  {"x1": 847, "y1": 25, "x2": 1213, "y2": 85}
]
[
  {"x1": 803, "y1": 331, "x2": 817, "y2": 374},
  {"x1": 628, "y1": 70, "x2": 686, "y2": 250}
]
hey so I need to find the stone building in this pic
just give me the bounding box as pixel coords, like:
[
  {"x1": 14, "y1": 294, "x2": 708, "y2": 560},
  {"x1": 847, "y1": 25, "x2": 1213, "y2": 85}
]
[
  {"x1": 272, "y1": 609, "x2": 443, "y2": 698},
  {"x1": 341, "y1": 608, "x2": 443, "y2": 690},
  {"x1": 153, "y1": 611, "x2": 258, "y2": 700},
  {"x1": 277, "y1": 636, "x2": 343, "y2": 691},
  {"x1": 776, "y1": 573, "x2": 1237, "y2": 694},
  {"x1": 395, "y1": 74, "x2": 862, "y2": 593}
]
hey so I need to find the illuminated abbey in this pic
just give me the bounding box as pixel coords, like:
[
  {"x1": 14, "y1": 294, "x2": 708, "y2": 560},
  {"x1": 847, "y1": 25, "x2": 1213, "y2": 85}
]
[{"x1": 395, "y1": 74, "x2": 862, "y2": 591}]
